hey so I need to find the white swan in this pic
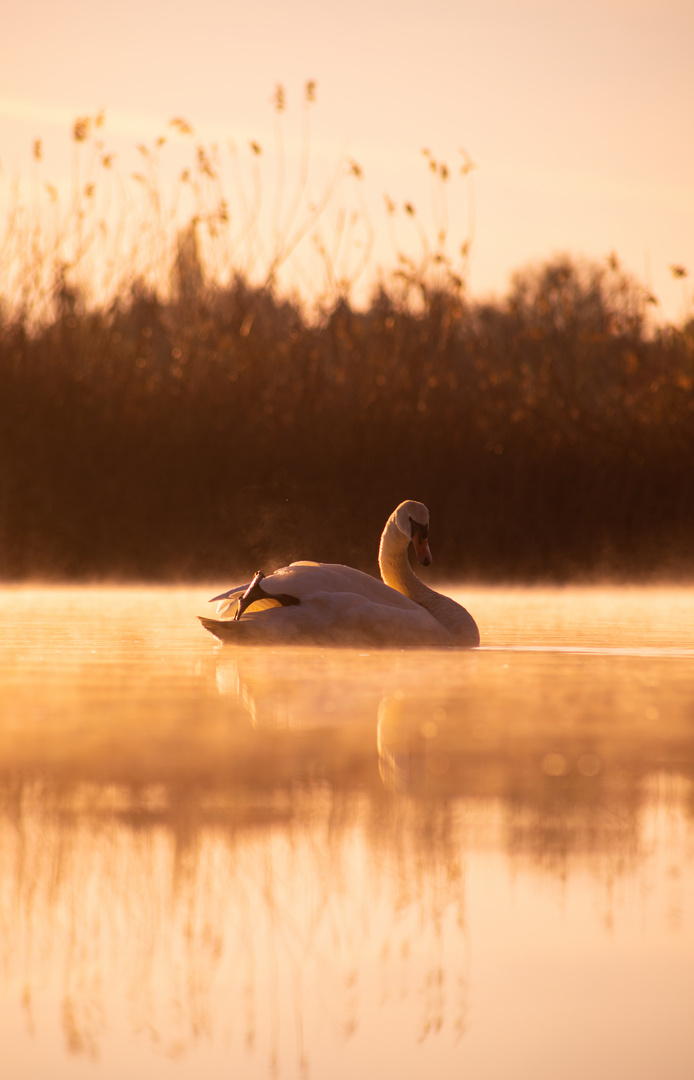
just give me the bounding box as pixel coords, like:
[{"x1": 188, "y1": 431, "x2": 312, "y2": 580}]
[{"x1": 198, "y1": 500, "x2": 479, "y2": 647}]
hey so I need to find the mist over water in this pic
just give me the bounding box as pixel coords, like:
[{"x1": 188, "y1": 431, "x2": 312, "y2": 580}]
[{"x1": 1, "y1": 584, "x2": 693, "y2": 1078}]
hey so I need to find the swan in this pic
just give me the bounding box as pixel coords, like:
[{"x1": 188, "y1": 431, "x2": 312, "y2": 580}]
[{"x1": 198, "y1": 500, "x2": 479, "y2": 647}]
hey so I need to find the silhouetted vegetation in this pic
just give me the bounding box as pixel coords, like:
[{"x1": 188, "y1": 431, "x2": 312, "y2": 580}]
[{"x1": 1, "y1": 98, "x2": 693, "y2": 581}]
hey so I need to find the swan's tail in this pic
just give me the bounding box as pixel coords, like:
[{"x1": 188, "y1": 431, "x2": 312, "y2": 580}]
[{"x1": 199, "y1": 615, "x2": 257, "y2": 642}]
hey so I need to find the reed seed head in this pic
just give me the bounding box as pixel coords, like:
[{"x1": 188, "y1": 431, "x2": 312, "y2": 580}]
[
  {"x1": 170, "y1": 117, "x2": 194, "y2": 136},
  {"x1": 73, "y1": 117, "x2": 90, "y2": 143}
]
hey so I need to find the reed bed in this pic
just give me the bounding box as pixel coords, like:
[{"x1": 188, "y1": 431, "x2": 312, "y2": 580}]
[{"x1": 1, "y1": 93, "x2": 693, "y2": 581}]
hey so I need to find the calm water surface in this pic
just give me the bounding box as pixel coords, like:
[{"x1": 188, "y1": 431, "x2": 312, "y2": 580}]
[{"x1": 1, "y1": 585, "x2": 693, "y2": 1079}]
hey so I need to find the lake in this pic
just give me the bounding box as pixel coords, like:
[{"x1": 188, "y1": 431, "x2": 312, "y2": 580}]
[{"x1": 1, "y1": 584, "x2": 693, "y2": 1079}]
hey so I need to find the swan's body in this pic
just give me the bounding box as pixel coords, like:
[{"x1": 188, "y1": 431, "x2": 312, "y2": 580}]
[{"x1": 199, "y1": 500, "x2": 479, "y2": 647}]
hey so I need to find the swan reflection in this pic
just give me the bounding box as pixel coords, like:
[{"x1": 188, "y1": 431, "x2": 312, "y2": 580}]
[
  {"x1": 377, "y1": 694, "x2": 453, "y2": 793},
  {"x1": 217, "y1": 648, "x2": 461, "y2": 792},
  {"x1": 215, "y1": 644, "x2": 694, "y2": 824},
  {"x1": 216, "y1": 648, "x2": 386, "y2": 729}
]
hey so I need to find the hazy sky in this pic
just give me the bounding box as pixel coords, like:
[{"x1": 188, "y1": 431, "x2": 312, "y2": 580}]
[{"x1": 2, "y1": 0, "x2": 693, "y2": 320}]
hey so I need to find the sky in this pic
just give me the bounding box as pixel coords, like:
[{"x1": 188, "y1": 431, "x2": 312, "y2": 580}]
[{"x1": 2, "y1": 0, "x2": 693, "y2": 322}]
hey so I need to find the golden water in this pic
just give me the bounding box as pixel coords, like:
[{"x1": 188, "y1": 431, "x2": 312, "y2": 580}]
[{"x1": 1, "y1": 585, "x2": 693, "y2": 1079}]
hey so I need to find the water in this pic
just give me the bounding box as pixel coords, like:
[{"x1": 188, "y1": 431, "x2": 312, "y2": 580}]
[{"x1": 1, "y1": 585, "x2": 693, "y2": 1079}]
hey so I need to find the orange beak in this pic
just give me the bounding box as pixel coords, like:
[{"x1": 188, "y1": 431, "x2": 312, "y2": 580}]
[{"x1": 412, "y1": 533, "x2": 432, "y2": 566}]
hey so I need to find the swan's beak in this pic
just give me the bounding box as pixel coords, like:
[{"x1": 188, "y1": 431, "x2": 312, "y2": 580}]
[{"x1": 412, "y1": 534, "x2": 432, "y2": 566}]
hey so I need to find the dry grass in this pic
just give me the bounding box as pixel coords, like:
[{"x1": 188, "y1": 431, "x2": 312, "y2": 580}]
[{"x1": 1, "y1": 94, "x2": 693, "y2": 581}]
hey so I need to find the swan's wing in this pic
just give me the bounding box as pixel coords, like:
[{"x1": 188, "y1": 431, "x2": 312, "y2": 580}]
[
  {"x1": 208, "y1": 562, "x2": 333, "y2": 602},
  {"x1": 199, "y1": 589, "x2": 453, "y2": 646},
  {"x1": 208, "y1": 582, "x2": 248, "y2": 618},
  {"x1": 209, "y1": 562, "x2": 417, "y2": 620},
  {"x1": 209, "y1": 585, "x2": 245, "y2": 602},
  {"x1": 261, "y1": 562, "x2": 422, "y2": 611}
]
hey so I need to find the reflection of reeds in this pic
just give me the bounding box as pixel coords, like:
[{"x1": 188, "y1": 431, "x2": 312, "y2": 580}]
[
  {"x1": 1, "y1": 97, "x2": 694, "y2": 581},
  {"x1": 1, "y1": 763, "x2": 689, "y2": 1065},
  {"x1": 0, "y1": 779, "x2": 471, "y2": 1067}
]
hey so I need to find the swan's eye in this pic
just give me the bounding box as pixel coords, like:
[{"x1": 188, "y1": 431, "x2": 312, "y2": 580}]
[{"x1": 409, "y1": 517, "x2": 428, "y2": 541}]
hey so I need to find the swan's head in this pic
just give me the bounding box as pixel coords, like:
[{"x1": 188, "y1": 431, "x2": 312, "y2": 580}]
[{"x1": 393, "y1": 500, "x2": 432, "y2": 566}]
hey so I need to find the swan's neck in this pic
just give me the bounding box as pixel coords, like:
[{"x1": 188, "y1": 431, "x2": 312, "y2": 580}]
[
  {"x1": 378, "y1": 517, "x2": 432, "y2": 606},
  {"x1": 378, "y1": 514, "x2": 479, "y2": 646}
]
